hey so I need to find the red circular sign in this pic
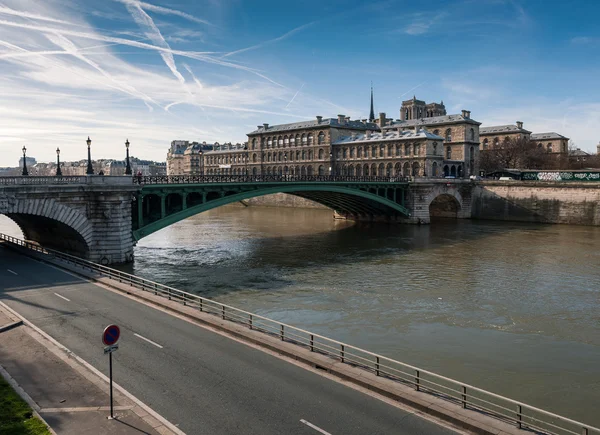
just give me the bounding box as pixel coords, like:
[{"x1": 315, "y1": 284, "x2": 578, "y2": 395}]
[{"x1": 102, "y1": 325, "x2": 120, "y2": 346}]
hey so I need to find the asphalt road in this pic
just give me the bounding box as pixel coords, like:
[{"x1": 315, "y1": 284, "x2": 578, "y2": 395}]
[{"x1": 0, "y1": 245, "x2": 457, "y2": 435}]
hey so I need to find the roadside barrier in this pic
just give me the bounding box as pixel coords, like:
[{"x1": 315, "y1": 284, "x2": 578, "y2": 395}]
[{"x1": 1, "y1": 233, "x2": 598, "y2": 435}]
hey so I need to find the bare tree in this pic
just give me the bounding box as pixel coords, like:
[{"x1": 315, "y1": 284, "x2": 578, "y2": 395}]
[{"x1": 479, "y1": 137, "x2": 554, "y2": 173}]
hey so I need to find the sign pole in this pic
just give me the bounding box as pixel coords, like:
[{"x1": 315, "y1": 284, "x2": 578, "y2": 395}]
[{"x1": 109, "y1": 351, "x2": 114, "y2": 419}]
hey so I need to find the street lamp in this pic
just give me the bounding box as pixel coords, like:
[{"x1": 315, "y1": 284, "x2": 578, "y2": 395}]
[
  {"x1": 125, "y1": 139, "x2": 132, "y2": 175},
  {"x1": 22, "y1": 146, "x2": 28, "y2": 176},
  {"x1": 199, "y1": 150, "x2": 204, "y2": 176},
  {"x1": 56, "y1": 148, "x2": 62, "y2": 176},
  {"x1": 86, "y1": 136, "x2": 94, "y2": 175}
]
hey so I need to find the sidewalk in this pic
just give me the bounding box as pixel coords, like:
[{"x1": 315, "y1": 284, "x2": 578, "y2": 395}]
[{"x1": 0, "y1": 307, "x2": 177, "y2": 435}]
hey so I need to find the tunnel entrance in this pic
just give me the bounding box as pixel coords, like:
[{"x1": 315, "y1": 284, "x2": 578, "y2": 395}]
[{"x1": 429, "y1": 194, "x2": 461, "y2": 220}]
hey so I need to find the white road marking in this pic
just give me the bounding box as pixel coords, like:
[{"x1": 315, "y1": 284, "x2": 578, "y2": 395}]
[
  {"x1": 54, "y1": 293, "x2": 70, "y2": 302},
  {"x1": 7, "y1": 269, "x2": 17, "y2": 275},
  {"x1": 134, "y1": 333, "x2": 163, "y2": 349},
  {"x1": 300, "y1": 419, "x2": 332, "y2": 435}
]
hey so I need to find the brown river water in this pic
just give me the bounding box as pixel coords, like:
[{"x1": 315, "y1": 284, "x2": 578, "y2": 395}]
[{"x1": 1, "y1": 208, "x2": 599, "y2": 425}]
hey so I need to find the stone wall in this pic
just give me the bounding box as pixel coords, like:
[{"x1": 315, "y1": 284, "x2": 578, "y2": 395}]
[{"x1": 472, "y1": 181, "x2": 600, "y2": 225}]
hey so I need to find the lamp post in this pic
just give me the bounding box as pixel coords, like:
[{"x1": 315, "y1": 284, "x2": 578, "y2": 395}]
[
  {"x1": 125, "y1": 139, "x2": 132, "y2": 175},
  {"x1": 244, "y1": 144, "x2": 248, "y2": 177},
  {"x1": 22, "y1": 146, "x2": 28, "y2": 176},
  {"x1": 199, "y1": 150, "x2": 204, "y2": 176},
  {"x1": 56, "y1": 148, "x2": 62, "y2": 176},
  {"x1": 86, "y1": 136, "x2": 94, "y2": 175}
]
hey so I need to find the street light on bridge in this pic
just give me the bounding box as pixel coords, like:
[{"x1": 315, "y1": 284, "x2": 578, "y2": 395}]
[
  {"x1": 125, "y1": 139, "x2": 132, "y2": 175},
  {"x1": 21, "y1": 146, "x2": 28, "y2": 176},
  {"x1": 56, "y1": 148, "x2": 62, "y2": 177},
  {"x1": 86, "y1": 136, "x2": 94, "y2": 175}
]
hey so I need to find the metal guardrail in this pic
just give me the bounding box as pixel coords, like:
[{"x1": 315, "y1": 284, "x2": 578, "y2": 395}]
[
  {"x1": 136, "y1": 174, "x2": 411, "y2": 184},
  {"x1": 0, "y1": 232, "x2": 598, "y2": 435}
]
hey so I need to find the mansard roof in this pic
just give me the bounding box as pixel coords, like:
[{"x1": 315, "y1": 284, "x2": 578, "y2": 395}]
[
  {"x1": 383, "y1": 113, "x2": 480, "y2": 129},
  {"x1": 480, "y1": 124, "x2": 532, "y2": 135},
  {"x1": 333, "y1": 129, "x2": 443, "y2": 145},
  {"x1": 248, "y1": 118, "x2": 379, "y2": 135},
  {"x1": 531, "y1": 132, "x2": 569, "y2": 140}
]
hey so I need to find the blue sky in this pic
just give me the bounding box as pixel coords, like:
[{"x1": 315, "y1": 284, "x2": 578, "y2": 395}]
[{"x1": 1, "y1": 0, "x2": 599, "y2": 165}]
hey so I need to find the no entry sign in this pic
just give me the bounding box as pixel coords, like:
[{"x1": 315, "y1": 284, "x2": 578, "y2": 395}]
[{"x1": 102, "y1": 325, "x2": 120, "y2": 346}]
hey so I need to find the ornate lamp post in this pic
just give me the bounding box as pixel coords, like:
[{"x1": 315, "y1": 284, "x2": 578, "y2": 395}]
[
  {"x1": 86, "y1": 136, "x2": 94, "y2": 175},
  {"x1": 21, "y1": 146, "x2": 28, "y2": 176},
  {"x1": 56, "y1": 148, "x2": 62, "y2": 176},
  {"x1": 125, "y1": 139, "x2": 132, "y2": 175},
  {"x1": 244, "y1": 144, "x2": 248, "y2": 176}
]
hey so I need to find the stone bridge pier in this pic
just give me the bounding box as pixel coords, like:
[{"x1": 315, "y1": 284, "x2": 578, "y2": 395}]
[
  {"x1": 0, "y1": 177, "x2": 139, "y2": 265},
  {"x1": 404, "y1": 179, "x2": 474, "y2": 224}
]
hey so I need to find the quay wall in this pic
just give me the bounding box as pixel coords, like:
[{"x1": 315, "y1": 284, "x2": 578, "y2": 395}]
[{"x1": 472, "y1": 181, "x2": 600, "y2": 225}]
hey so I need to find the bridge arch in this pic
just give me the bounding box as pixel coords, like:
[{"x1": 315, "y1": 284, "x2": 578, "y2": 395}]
[
  {"x1": 134, "y1": 184, "x2": 410, "y2": 240},
  {"x1": 423, "y1": 186, "x2": 468, "y2": 221},
  {"x1": 1, "y1": 198, "x2": 93, "y2": 256}
]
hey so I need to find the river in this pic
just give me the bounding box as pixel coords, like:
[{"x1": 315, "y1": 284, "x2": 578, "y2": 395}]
[{"x1": 1, "y1": 208, "x2": 599, "y2": 425}]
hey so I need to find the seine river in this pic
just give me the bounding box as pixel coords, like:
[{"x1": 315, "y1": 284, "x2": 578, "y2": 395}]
[{"x1": 1, "y1": 208, "x2": 599, "y2": 425}]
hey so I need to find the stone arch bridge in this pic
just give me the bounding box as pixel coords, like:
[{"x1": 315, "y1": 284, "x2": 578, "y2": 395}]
[{"x1": 0, "y1": 175, "x2": 472, "y2": 264}]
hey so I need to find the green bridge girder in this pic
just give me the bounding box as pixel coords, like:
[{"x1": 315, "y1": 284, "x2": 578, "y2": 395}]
[{"x1": 133, "y1": 181, "x2": 410, "y2": 241}]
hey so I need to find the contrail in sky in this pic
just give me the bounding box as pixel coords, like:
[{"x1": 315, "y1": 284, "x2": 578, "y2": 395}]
[
  {"x1": 0, "y1": 5, "x2": 71, "y2": 24},
  {"x1": 399, "y1": 81, "x2": 427, "y2": 98},
  {"x1": 285, "y1": 83, "x2": 304, "y2": 109}
]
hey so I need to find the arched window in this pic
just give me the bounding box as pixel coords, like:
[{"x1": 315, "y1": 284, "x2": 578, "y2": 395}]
[
  {"x1": 379, "y1": 147, "x2": 384, "y2": 157},
  {"x1": 470, "y1": 128, "x2": 475, "y2": 141},
  {"x1": 414, "y1": 143, "x2": 420, "y2": 155},
  {"x1": 372, "y1": 146, "x2": 377, "y2": 157},
  {"x1": 308, "y1": 150, "x2": 313, "y2": 160},
  {"x1": 318, "y1": 132, "x2": 325, "y2": 144},
  {"x1": 284, "y1": 152, "x2": 288, "y2": 162},
  {"x1": 504, "y1": 136, "x2": 510, "y2": 144},
  {"x1": 446, "y1": 146, "x2": 452, "y2": 159},
  {"x1": 433, "y1": 129, "x2": 439, "y2": 136},
  {"x1": 404, "y1": 144, "x2": 410, "y2": 156},
  {"x1": 342, "y1": 165, "x2": 347, "y2": 175},
  {"x1": 267, "y1": 137, "x2": 272, "y2": 148},
  {"x1": 433, "y1": 142, "x2": 438, "y2": 155},
  {"x1": 267, "y1": 152, "x2": 272, "y2": 162},
  {"x1": 445, "y1": 129, "x2": 452, "y2": 142},
  {"x1": 284, "y1": 136, "x2": 289, "y2": 146},
  {"x1": 278, "y1": 152, "x2": 282, "y2": 161},
  {"x1": 251, "y1": 138, "x2": 256, "y2": 149},
  {"x1": 403, "y1": 162, "x2": 410, "y2": 176},
  {"x1": 547, "y1": 143, "x2": 553, "y2": 152},
  {"x1": 318, "y1": 165, "x2": 324, "y2": 175},
  {"x1": 386, "y1": 163, "x2": 392, "y2": 176},
  {"x1": 307, "y1": 165, "x2": 313, "y2": 176},
  {"x1": 494, "y1": 138, "x2": 499, "y2": 147},
  {"x1": 318, "y1": 149, "x2": 324, "y2": 159},
  {"x1": 357, "y1": 147, "x2": 362, "y2": 158},
  {"x1": 348, "y1": 165, "x2": 355, "y2": 176},
  {"x1": 394, "y1": 162, "x2": 401, "y2": 175},
  {"x1": 412, "y1": 162, "x2": 420, "y2": 176},
  {"x1": 278, "y1": 136, "x2": 283, "y2": 146},
  {"x1": 302, "y1": 150, "x2": 306, "y2": 160},
  {"x1": 296, "y1": 150, "x2": 301, "y2": 160},
  {"x1": 396, "y1": 145, "x2": 401, "y2": 156},
  {"x1": 356, "y1": 165, "x2": 362, "y2": 176},
  {"x1": 252, "y1": 167, "x2": 257, "y2": 175},
  {"x1": 350, "y1": 147, "x2": 355, "y2": 158},
  {"x1": 295, "y1": 134, "x2": 300, "y2": 145},
  {"x1": 483, "y1": 139, "x2": 488, "y2": 149},
  {"x1": 343, "y1": 148, "x2": 347, "y2": 158},
  {"x1": 301, "y1": 134, "x2": 307, "y2": 145},
  {"x1": 364, "y1": 147, "x2": 369, "y2": 158},
  {"x1": 432, "y1": 161, "x2": 438, "y2": 177},
  {"x1": 307, "y1": 133, "x2": 313, "y2": 145},
  {"x1": 364, "y1": 164, "x2": 369, "y2": 176},
  {"x1": 387, "y1": 145, "x2": 393, "y2": 157},
  {"x1": 252, "y1": 153, "x2": 257, "y2": 163}
]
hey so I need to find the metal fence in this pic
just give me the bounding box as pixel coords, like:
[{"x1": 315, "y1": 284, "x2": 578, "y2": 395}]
[
  {"x1": 136, "y1": 174, "x2": 411, "y2": 184},
  {"x1": 0, "y1": 176, "x2": 89, "y2": 185},
  {"x1": 0, "y1": 232, "x2": 597, "y2": 435}
]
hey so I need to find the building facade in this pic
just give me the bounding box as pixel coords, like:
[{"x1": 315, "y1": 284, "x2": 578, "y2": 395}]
[
  {"x1": 479, "y1": 121, "x2": 569, "y2": 156},
  {"x1": 530, "y1": 132, "x2": 569, "y2": 154}
]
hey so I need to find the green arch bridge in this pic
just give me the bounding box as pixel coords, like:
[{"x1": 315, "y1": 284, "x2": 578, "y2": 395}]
[{"x1": 133, "y1": 175, "x2": 411, "y2": 240}]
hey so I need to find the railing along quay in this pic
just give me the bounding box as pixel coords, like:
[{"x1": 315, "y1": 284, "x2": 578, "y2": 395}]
[
  {"x1": 136, "y1": 174, "x2": 411, "y2": 184},
  {"x1": 0, "y1": 233, "x2": 598, "y2": 435}
]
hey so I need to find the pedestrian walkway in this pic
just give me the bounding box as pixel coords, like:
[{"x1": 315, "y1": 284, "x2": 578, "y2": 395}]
[{"x1": 0, "y1": 307, "x2": 176, "y2": 435}]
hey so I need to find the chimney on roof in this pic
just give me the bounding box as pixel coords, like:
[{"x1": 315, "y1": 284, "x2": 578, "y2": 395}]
[
  {"x1": 263, "y1": 123, "x2": 269, "y2": 130},
  {"x1": 337, "y1": 114, "x2": 345, "y2": 124},
  {"x1": 379, "y1": 112, "x2": 386, "y2": 127},
  {"x1": 345, "y1": 116, "x2": 351, "y2": 124},
  {"x1": 516, "y1": 121, "x2": 523, "y2": 129},
  {"x1": 461, "y1": 110, "x2": 470, "y2": 119},
  {"x1": 316, "y1": 115, "x2": 323, "y2": 124}
]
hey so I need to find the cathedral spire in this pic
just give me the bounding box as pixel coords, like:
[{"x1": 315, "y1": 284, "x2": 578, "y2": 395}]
[{"x1": 369, "y1": 83, "x2": 375, "y2": 122}]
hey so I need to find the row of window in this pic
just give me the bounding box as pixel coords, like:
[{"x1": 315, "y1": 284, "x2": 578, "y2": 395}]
[
  {"x1": 251, "y1": 132, "x2": 327, "y2": 149},
  {"x1": 482, "y1": 138, "x2": 556, "y2": 152}
]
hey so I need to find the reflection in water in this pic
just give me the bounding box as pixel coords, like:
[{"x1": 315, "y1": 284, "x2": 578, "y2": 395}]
[{"x1": 1, "y1": 209, "x2": 599, "y2": 424}]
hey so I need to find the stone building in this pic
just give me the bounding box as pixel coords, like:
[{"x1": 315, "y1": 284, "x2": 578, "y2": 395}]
[
  {"x1": 530, "y1": 132, "x2": 569, "y2": 154},
  {"x1": 479, "y1": 121, "x2": 532, "y2": 150},
  {"x1": 245, "y1": 115, "x2": 380, "y2": 176},
  {"x1": 166, "y1": 140, "x2": 189, "y2": 175},
  {"x1": 167, "y1": 140, "x2": 214, "y2": 175},
  {"x1": 204, "y1": 142, "x2": 248, "y2": 175},
  {"x1": 382, "y1": 108, "x2": 481, "y2": 177},
  {"x1": 399, "y1": 96, "x2": 446, "y2": 120}
]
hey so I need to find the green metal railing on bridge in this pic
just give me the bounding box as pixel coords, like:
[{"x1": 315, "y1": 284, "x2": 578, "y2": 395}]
[{"x1": 1, "y1": 232, "x2": 598, "y2": 435}]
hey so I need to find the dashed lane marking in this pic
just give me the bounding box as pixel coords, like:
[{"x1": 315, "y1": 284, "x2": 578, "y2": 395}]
[
  {"x1": 54, "y1": 293, "x2": 71, "y2": 302},
  {"x1": 300, "y1": 419, "x2": 332, "y2": 435},
  {"x1": 134, "y1": 332, "x2": 163, "y2": 349}
]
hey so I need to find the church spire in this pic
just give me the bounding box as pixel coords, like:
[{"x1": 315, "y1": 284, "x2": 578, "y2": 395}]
[{"x1": 369, "y1": 83, "x2": 375, "y2": 122}]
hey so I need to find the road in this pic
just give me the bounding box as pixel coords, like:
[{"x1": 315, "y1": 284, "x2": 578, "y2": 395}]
[{"x1": 0, "y1": 245, "x2": 457, "y2": 435}]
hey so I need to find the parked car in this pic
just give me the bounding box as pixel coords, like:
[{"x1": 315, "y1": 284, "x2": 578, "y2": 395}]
[
  {"x1": 499, "y1": 176, "x2": 514, "y2": 181},
  {"x1": 444, "y1": 176, "x2": 456, "y2": 179}
]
